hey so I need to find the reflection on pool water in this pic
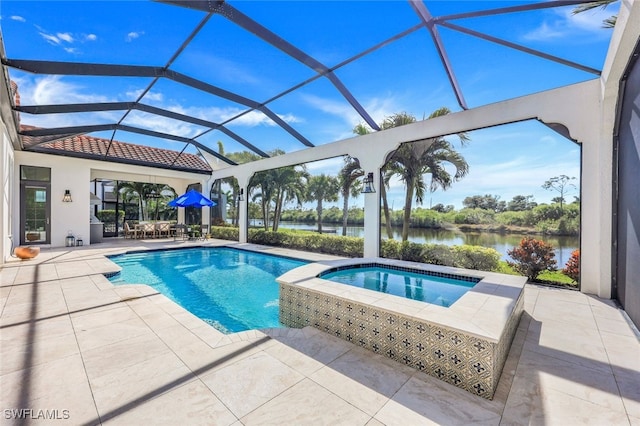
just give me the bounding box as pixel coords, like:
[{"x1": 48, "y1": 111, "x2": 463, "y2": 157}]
[
  {"x1": 320, "y1": 264, "x2": 478, "y2": 307},
  {"x1": 108, "y1": 247, "x2": 307, "y2": 333}
]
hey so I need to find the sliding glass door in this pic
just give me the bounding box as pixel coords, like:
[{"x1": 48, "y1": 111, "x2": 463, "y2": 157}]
[{"x1": 20, "y1": 166, "x2": 51, "y2": 245}]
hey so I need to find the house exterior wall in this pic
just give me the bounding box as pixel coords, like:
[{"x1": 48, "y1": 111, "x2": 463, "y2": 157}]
[
  {"x1": 582, "y1": 0, "x2": 640, "y2": 299},
  {"x1": 14, "y1": 151, "x2": 92, "y2": 248},
  {"x1": 12, "y1": 151, "x2": 210, "y2": 248},
  {"x1": 1, "y1": 116, "x2": 15, "y2": 265}
]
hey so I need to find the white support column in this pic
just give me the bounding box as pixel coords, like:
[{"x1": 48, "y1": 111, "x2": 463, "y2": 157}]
[
  {"x1": 579, "y1": 0, "x2": 639, "y2": 298},
  {"x1": 201, "y1": 179, "x2": 210, "y2": 228},
  {"x1": 174, "y1": 183, "x2": 188, "y2": 225},
  {"x1": 357, "y1": 158, "x2": 386, "y2": 258},
  {"x1": 362, "y1": 173, "x2": 380, "y2": 258},
  {"x1": 235, "y1": 173, "x2": 251, "y2": 243}
]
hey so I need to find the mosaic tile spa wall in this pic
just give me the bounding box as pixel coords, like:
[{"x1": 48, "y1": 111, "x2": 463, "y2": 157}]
[{"x1": 279, "y1": 282, "x2": 524, "y2": 399}]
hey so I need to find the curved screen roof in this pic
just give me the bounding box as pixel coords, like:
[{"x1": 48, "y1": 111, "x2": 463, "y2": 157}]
[{"x1": 0, "y1": 0, "x2": 617, "y2": 172}]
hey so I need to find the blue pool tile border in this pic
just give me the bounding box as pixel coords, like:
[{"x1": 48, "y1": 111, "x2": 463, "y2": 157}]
[
  {"x1": 318, "y1": 262, "x2": 481, "y2": 283},
  {"x1": 106, "y1": 245, "x2": 206, "y2": 258},
  {"x1": 106, "y1": 245, "x2": 309, "y2": 265}
]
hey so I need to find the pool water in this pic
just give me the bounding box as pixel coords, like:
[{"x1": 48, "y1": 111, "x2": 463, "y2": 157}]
[
  {"x1": 108, "y1": 247, "x2": 307, "y2": 333},
  {"x1": 320, "y1": 266, "x2": 476, "y2": 307}
]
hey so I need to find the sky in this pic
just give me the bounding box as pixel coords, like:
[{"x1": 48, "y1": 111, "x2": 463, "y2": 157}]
[{"x1": 0, "y1": 0, "x2": 618, "y2": 209}]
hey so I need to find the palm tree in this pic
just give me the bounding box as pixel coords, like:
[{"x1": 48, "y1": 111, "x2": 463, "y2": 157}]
[
  {"x1": 118, "y1": 182, "x2": 175, "y2": 221},
  {"x1": 338, "y1": 156, "x2": 364, "y2": 236},
  {"x1": 119, "y1": 181, "x2": 149, "y2": 220},
  {"x1": 573, "y1": 0, "x2": 618, "y2": 28},
  {"x1": 249, "y1": 170, "x2": 276, "y2": 230},
  {"x1": 379, "y1": 169, "x2": 396, "y2": 238},
  {"x1": 145, "y1": 183, "x2": 172, "y2": 221},
  {"x1": 354, "y1": 113, "x2": 424, "y2": 239},
  {"x1": 353, "y1": 122, "x2": 395, "y2": 237},
  {"x1": 271, "y1": 166, "x2": 309, "y2": 231},
  {"x1": 306, "y1": 174, "x2": 340, "y2": 233},
  {"x1": 384, "y1": 109, "x2": 469, "y2": 241}
]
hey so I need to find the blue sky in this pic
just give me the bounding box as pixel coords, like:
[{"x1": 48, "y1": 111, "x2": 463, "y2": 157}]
[{"x1": 0, "y1": 1, "x2": 617, "y2": 209}]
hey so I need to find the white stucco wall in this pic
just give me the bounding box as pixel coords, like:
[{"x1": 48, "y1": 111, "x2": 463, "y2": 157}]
[
  {"x1": 14, "y1": 151, "x2": 91, "y2": 247},
  {"x1": 581, "y1": 0, "x2": 640, "y2": 298},
  {"x1": 13, "y1": 151, "x2": 210, "y2": 248},
  {"x1": 1, "y1": 119, "x2": 15, "y2": 265}
]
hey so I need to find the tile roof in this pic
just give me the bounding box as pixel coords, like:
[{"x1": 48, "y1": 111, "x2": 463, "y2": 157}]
[{"x1": 19, "y1": 125, "x2": 212, "y2": 174}]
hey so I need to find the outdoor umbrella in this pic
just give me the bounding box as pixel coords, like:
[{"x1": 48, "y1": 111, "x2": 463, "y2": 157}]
[{"x1": 168, "y1": 189, "x2": 216, "y2": 208}]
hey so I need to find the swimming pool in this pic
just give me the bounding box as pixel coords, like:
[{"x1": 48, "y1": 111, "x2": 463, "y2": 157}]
[
  {"x1": 108, "y1": 247, "x2": 307, "y2": 333},
  {"x1": 320, "y1": 264, "x2": 478, "y2": 307}
]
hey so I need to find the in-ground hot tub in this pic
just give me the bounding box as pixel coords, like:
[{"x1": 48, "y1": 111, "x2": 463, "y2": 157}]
[{"x1": 277, "y1": 258, "x2": 526, "y2": 399}]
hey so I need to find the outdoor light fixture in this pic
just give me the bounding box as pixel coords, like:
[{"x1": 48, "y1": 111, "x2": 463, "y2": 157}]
[
  {"x1": 62, "y1": 189, "x2": 72, "y2": 202},
  {"x1": 237, "y1": 188, "x2": 245, "y2": 202},
  {"x1": 361, "y1": 172, "x2": 375, "y2": 194}
]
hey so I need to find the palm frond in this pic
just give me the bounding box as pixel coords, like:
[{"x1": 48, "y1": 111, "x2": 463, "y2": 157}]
[{"x1": 572, "y1": 0, "x2": 616, "y2": 14}]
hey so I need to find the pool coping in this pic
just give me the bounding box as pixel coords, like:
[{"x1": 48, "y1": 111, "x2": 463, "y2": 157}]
[{"x1": 277, "y1": 257, "x2": 527, "y2": 343}]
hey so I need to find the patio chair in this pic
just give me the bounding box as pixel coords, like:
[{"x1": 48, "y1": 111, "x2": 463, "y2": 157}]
[
  {"x1": 141, "y1": 222, "x2": 156, "y2": 239},
  {"x1": 173, "y1": 224, "x2": 188, "y2": 241},
  {"x1": 156, "y1": 222, "x2": 171, "y2": 238},
  {"x1": 199, "y1": 224, "x2": 209, "y2": 241},
  {"x1": 124, "y1": 222, "x2": 137, "y2": 239}
]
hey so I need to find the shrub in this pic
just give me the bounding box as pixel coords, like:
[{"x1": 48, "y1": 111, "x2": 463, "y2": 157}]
[
  {"x1": 495, "y1": 211, "x2": 527, "y2": 227},
  {"x1": 422, "y1": 244, "x2": 456, "y2": 266},
  {"x1": 399, "y1": 241, "x2": 425, "y2": 262},
  {"x1": 210, "y1": 226, "x2": 238, "y2": 241},
  {"x1": 249, "y1": 230, "x2": 289, "y2": 246},
  {"x1": 247, "y1": 229, "x2": 364, "y2": 257},
  {"x1": 380, "y1": 240, "x2": 401, "y2": 259},
  {"x1": 96, "y1": 209, "x2": 124, "y2": 223},
  {"x1": 507, "y1": 237, "x2": 557, "y2": 280},
  {"x1": 213, "y1": 228, "x2": 501, "y2": 272},
  {"x1": 453, "y1": 208, "x2": 496, "y2": 225},
  {"x1": 452, "y1": 245, "x2": 501, "y2": 271},
  {"x1": 562, "y1": 249, "x2": 580, "y2": 282},
  {"x1": 532, "y1": 204, "x2": 564, "y2": 222}
]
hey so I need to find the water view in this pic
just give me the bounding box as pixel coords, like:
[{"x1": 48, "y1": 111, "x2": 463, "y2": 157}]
[{"x1": 274, "y1": 221, "x2": 578, "y2": 267}]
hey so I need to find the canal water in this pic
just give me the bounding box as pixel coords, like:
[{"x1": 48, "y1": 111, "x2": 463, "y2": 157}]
[{"x1": 275, "y1": 221, "x2": 578, "y2": 267}]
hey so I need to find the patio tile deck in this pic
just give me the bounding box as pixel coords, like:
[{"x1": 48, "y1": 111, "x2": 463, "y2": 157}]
[{"x1": 1, "y1": 238, "x2": 638, "y2": 425}]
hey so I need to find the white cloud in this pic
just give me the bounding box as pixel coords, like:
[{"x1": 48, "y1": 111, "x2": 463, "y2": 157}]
[
  {"x1": 126, "y1": 31, "x2": 143, "y2": 42},
  {"x1": 227, "y1": 110, "x2": 287, "y2": 127},
  {"x1": 122, "y1": 111, "x2": 202, "y2": 139},
  {"x1": 168, "y1": 105, "x2": 300, "y2": 128},
  {"x1": 85, "y1": 34, "x2": 97, "y2": 41},
  {"x1": 26, "y1": 75, "x2": 111, "y2": 105},
  {"x1": 10, "y1": 15, "x2": 26, "y2": 22},
  {"x1": 522, "y1": 6, "x2": 617, "y2": 42},
  {"x1": 305, "y1": 156, "x2": 346, "y2": 173},
  {"x1": 125, "y1": 89, "x2": 163, "y2": 102},
  {"x1": 57, "y1": 32, "x2": 73, "y2": 43},
  {"x1": 12, "y1": 75, "x2": 119, "y2": 128},
  {"x1": 522, "y1": 21, "x2": 566, "y2": 41},
  {"x1": 39, "y1": 32, "x2": 61, "y2": 45},
  {"x1": 302, "y1": 93, "x2": 398, "y2": 131},
  {"x1": 35, "y1": 26, "x2": 87, "y2": 53}
]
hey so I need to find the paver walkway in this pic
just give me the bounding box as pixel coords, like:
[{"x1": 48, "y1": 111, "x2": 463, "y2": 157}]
[{"x1": 1, "y1": 239, "x2": 638, "y2": 425}]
